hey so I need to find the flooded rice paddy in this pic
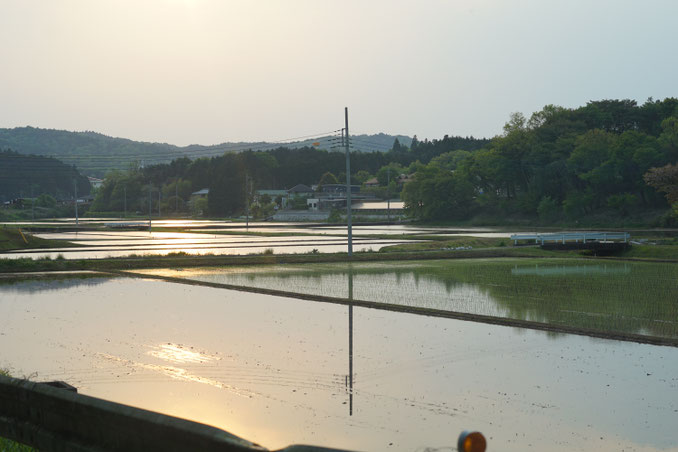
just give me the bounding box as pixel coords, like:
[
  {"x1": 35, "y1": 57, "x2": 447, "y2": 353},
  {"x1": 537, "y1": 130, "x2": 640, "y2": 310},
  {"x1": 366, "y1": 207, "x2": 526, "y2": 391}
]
[
  {"x1": 1, "y1": 261, "x2": 677, "y2": 451},
  {"x1": 2, "y1": 221, "x2": 677, "y2": 450},
  {"x1": 5, "y1": 229, "x2": 416, "y2": 259},
  {"x1": 0, "y1": 221, "x2": 516, "y2": 259},
  {"x1": 135, "y1": 258, "x2": 678, "y2": 340}
]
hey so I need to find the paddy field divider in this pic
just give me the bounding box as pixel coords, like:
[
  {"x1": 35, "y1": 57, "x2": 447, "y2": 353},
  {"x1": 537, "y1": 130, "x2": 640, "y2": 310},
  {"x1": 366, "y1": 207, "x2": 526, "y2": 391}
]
[{"x1": 109, "y1": 269, "x2": 678, "y2": 348}]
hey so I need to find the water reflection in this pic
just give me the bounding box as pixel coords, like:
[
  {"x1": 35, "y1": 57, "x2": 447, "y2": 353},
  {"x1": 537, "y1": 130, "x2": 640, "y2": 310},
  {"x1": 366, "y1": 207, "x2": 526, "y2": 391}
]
[
  {"x1": 3, "y1": 235, "x2": 414, "y2": 259},
  {"x1": 0, "y1": 274, "x2": 112, "y2": 293},
  {"x1": 348, "y1": 269, "x2": 353, "y2": 416},
  {"x1": 0, "y1": 222, "x2": 530, "y2": 260},
  {"x1": 511, "y1": 263, "x2": 631, "y2": 276},
  {"x1": 135, "y1": 259, "x2": 678, "y2": 340},
  {"x1": 1, "y1": 276, "x2": 677, "y2": 451},
  {"x1": 147, "y1": 343, "x2": 219, "y2": 364}
]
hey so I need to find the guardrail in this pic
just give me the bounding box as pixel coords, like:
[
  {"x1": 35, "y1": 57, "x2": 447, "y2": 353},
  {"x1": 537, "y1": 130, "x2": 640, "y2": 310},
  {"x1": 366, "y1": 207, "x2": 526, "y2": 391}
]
[
  {"x1": 1, "y1": 375, "x2": 486, "y2": 452},
  {"x1": 0, "y1": 375, "x2": 349, "y2": 452},
  {"x1": 510, "y1": 231, "x2": 630, "y2": 245}
]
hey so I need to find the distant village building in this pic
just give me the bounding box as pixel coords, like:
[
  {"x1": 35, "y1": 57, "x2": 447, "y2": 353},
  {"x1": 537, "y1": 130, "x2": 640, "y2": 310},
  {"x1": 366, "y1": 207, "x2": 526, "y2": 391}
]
[
  {"x1": 287, "y1": 184, "x2": 314, "y2": 197},
  {"x1": 307, "y1": 198, "x2": 319, "y2": 211},
  {"x1": 320, "y1": 184, "x2": 360, "y2": 195},
  {"x1": 256, "y1": 189, "x2": 288, "y2": 208},
  {"x1": 189, "y1": 188, "x2": 209, "y2": 216},
  {"x1": 396, "y1": 174, "x2": 414, "y2": 186},
  {"x1": 191, "y1": 188, "x2": 209, "y2": 198},
  {"x1": 87, "y1": 176, "x2": 104, "y2": 189},
  {"x1": 364, "y1": 177, "x2": 379, "y2": 188}
]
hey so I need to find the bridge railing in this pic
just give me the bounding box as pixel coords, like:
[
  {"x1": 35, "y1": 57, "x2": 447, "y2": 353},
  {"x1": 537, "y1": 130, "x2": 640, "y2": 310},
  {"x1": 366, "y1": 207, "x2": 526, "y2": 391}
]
[{"x1": 510, "y1": 232, "x2": 630, "y2": 245}]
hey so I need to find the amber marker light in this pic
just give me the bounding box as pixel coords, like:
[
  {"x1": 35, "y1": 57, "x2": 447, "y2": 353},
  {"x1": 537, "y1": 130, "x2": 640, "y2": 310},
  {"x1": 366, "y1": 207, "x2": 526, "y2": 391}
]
[{"x1": 457, "y1": 430, "x2": 487, "y2": 452}]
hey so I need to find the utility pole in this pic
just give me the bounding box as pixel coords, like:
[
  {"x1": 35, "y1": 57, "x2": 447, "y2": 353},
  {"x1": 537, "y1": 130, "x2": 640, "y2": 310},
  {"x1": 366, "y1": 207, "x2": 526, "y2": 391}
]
[
  {"x1": 123, "y1": 186, "x2": 127, "y2": 219},
  {"x1": 31, "y1": 186, "x2": 35, "y2": 222},
  {"x1": 245, "y1": 173, "x2": 250, "y2": 229},
  {"x1": 158, "y1": 190, "x2": 161, "y2": 218},
  {"x1": 175, "y1": 180, "x2": 179, "y2": 213},
  {"x1": 74, "y1": 179, "x2": 79, "y2": 227},
  {"x1": 148, "y1": 185, "x2": 152, "y2": 233},
  {"x1": 345, "y1": 107, "x2": 352, "y2": 256}
]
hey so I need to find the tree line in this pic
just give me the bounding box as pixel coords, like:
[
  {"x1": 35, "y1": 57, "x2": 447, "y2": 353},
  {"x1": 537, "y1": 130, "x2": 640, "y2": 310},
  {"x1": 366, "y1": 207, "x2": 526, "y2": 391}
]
[
  {"x1": 90, "y1": 136, "x2": 486, "y2": 217},
  {"x1": 0, "y1": 150, "x2": 91, "y2": 203},
  {"x1": 90, "y1": 98, "x2": 678, "y2": 224},
  {"x1": 402, "y1": 98, "x2": 678, "y2": 224}
]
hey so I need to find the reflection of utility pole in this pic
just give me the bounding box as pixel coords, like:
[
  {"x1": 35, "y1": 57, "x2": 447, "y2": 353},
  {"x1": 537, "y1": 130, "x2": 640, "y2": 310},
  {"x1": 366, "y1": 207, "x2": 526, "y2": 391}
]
[
  {"x1": 347, "y1": 266, "x2": 354, "y2": 416},
  {"x1": 345, "y1": 108, "x2": 352, "y2": 256}
]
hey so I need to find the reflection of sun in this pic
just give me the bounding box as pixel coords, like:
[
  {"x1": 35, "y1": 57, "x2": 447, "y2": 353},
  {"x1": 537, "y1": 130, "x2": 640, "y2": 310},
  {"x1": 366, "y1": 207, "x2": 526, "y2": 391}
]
[
  {"x1": 147, "y1": 343, "x2": 217, "y2": 364},
  {"x1": 98, "y1": 352, "x2": 253, "y2": 398}
]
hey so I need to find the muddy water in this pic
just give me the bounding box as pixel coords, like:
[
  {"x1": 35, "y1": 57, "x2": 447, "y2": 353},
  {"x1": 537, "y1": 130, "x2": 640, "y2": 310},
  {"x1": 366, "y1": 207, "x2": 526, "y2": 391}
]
[{"x1": 1, "y1": 276, "x2": 676, "y2": 451}]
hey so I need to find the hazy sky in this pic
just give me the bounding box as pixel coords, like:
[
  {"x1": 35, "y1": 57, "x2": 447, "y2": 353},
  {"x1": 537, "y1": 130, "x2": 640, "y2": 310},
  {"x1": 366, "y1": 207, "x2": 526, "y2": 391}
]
[{"x1": 1, "y1": 0, "x2": 677, "y2": 146}]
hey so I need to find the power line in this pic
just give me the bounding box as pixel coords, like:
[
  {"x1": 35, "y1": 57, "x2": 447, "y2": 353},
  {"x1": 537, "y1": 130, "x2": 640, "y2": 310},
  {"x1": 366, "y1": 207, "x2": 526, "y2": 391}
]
[
  {"x1": 1, "y1": 133, "x2": 389, "y2": 167},
  {"x1": 1, "y1": 129, "x2": 345, "y2": 164},
  {"x1": 1, "y1": 127, "x2": 404, "y2": 178}
]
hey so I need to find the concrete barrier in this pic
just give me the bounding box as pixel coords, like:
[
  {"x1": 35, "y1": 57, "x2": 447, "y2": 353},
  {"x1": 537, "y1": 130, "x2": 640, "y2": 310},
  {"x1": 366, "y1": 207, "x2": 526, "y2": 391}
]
[{"x1": 0, "y1": 374, "x2": 350, "y2": 452}]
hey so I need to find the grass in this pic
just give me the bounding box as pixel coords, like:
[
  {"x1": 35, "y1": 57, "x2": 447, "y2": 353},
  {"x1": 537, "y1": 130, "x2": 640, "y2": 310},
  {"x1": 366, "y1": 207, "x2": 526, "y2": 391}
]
[
  {"x1": 379, "y1": 236, "x2": 507, "y2": 252},
  {"x1": 619, "y1": 243, "x2": 678, "y2": 260},
  {"x1": 0, "y1": 436, "x2": 34, "y2": 452},
  {"x1": 0, "y1": 246, "x2": 561, "y2": 274},
  {"x1": 1, "y1": 231, "x2": 674, "y2": 275},
  {"x1": 0, "y1": 228, "x2": 79, "y2": 251}
]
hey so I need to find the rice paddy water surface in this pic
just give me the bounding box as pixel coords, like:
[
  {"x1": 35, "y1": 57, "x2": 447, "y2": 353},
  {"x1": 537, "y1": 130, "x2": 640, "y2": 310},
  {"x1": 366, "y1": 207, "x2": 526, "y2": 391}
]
[
  {"x1": 1, "y1": 273, "x2": 677, "y2": 451},
  {"x1": 134, "y1": 258, "x2": 678, "y2": 340}
]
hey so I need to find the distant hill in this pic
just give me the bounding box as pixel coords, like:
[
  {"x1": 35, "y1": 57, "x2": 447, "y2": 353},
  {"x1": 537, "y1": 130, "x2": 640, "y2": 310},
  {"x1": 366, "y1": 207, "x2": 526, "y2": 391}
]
[
  {"x1": 0, "y1": 127, "x2": 413, "y2": 177},
  {"x1": 0, "y1": 127, "x2": 184, "y2": 177},
  {"x1": 0, "y1": 149, "x2": 91, "y2": 202}
]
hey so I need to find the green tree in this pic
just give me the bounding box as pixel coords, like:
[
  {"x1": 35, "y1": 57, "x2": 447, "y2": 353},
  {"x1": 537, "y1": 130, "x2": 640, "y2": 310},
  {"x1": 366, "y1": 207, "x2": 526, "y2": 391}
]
[
  {"x1": 317, "y1": 171, "x2": 339, "y2": 189},
  {"x1": 644, "y1": 163, "x2": 678, "y2": 206},
  {"x1": 35, "y1": 193, "x2": 57, "y2": 208},
  {"x1": 402, "y1": 163, "x2": 475, "y2": 220},
  {"x1": 192, "y1": 197, "x2": 208, "y2": 217},
  {"x1": 376, "y1": 163, "x2": 404, "y2": 186},
  {"x1": 391, "y1": 138, "x2": 403, "y2": 152},
  {"x1": 429, "y1": 150, "x2": 472, "y2": 171},
  {"x1": 537, "y1": 196, "x2": 560, "y2": 222},
  {"x1": 354, "y1": 170, "x2": 372, "y2": 184}
]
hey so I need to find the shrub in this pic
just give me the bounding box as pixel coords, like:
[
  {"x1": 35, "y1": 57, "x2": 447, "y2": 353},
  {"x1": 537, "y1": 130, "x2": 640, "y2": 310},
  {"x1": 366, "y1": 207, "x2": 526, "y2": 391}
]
[{"x1": 537, "y1": 196, "x2": 560, "y2": 222}]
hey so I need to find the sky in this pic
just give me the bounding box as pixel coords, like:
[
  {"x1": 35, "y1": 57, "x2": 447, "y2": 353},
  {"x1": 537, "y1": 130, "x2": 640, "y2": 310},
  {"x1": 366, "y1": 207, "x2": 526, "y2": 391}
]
[{"x1": 1, "y1": 0, "x2": 677, "y2": 146}]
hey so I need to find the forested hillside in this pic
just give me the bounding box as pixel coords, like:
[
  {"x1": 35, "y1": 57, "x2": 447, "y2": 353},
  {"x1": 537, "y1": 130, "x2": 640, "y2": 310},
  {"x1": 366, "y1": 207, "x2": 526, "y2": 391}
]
[
  {"x1": 89, "y1": 98, "x2": 678, "y2": 225},
  {"x1": 0, "y1": 127, "x2": 413, "y2": 177},
  {"x1": 0, "y1": 127, "x2": 184, "y2": 177},
  {"x1": 402, "y1": 98, "x2": 678, "y2": 224},
  {"x1": 90, "y1": 133, "x2": 489, "y2": 216},
  {"x1": 0, "y1": 150, "x2": 91, "y2": 202}
]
